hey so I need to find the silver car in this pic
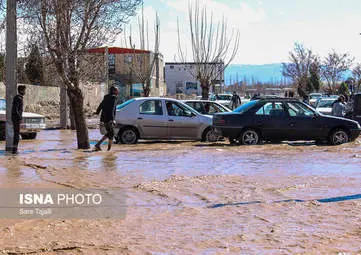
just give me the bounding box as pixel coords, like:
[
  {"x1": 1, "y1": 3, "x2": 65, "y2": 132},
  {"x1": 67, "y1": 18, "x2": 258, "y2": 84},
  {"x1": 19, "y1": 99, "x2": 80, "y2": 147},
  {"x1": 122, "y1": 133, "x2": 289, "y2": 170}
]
[{"x1": 114, "y1": 97, "x2": 217, "y2": 144}]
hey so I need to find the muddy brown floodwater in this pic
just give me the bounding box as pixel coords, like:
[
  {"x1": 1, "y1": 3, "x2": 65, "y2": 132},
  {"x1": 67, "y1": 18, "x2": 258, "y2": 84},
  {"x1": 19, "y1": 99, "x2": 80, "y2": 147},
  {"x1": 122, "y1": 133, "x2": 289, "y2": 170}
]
[{"x1": 1, "y1": 129, "x2": 361, "y2": 254}]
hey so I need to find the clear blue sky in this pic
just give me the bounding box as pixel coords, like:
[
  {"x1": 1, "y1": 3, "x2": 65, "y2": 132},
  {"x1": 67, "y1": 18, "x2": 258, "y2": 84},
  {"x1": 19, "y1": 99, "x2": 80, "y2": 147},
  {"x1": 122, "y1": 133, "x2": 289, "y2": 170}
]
[{"x1": 120, "y1": 0, "x2": 361, "y2": 65}]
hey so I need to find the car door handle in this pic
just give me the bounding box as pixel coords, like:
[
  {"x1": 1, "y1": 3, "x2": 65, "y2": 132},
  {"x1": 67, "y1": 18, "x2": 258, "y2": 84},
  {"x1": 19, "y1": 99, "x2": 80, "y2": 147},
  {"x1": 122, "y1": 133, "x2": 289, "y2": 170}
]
[
  {"x1": 289, "y1": 122, "x2": 295, "y2": 127},
  {"x1": 137, "y1": 117, "x2": 143, "y2": 120},
  {"x1": 168, "y1": 119, "x2": 174, "y2": 122}
]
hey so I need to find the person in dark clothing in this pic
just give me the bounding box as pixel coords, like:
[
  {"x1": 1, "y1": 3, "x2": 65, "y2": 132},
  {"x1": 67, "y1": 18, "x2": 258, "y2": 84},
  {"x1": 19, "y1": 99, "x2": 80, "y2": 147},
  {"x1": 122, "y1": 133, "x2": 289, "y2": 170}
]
[
  {"x1": 94, "y1": 86, "x2": 119, "y2": 151},
  {"x1": 231, "y1": 91, "x2": 241, "y2": 110},
  {"x1": 11, "y1": 85, "x2": 26, "y2": 154}
]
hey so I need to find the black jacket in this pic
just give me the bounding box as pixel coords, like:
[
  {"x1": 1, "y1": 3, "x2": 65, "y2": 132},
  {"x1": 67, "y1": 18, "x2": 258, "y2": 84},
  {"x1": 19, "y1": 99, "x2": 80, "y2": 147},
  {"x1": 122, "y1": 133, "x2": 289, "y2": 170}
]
[
  {"x1": 11, "y1": 94, "x2": 24, "y2": 123},
  {"x1": 96, "y1": 94, "x2": 117, "y2": 122}
]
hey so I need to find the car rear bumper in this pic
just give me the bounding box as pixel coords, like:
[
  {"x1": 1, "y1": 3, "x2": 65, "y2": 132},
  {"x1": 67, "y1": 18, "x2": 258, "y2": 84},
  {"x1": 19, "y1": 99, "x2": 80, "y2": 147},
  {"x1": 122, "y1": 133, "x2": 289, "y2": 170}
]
[
  {"x1": 214, "y1": 126, "x2": 240, "y2": 138},
  {"x1": 20, "y1": 123, "x2": 46, "y2": 133},
  {"x1": 350, "y1": 128, "x2": 361, "y2": 140}
]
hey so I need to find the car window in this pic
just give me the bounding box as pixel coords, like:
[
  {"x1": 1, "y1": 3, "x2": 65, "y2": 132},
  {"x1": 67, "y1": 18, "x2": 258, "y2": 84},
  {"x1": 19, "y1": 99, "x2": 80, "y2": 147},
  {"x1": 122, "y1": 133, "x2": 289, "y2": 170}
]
[
  {"x1": 116, "y1": 99, "x2": 135, "y2": 110},
  {"x1": 207, "y1": 103, "x2": 225, "y2": 114},
  {"x1": 286, "y1": 102, "x2": 315, "y2": 117},
  {"x1": 166, "y1": 101, "x2": 194, "y2": 117},
  {"x1": 185, "y1": 102, "x2": 205, "y2": 114},
  {"x1": 256, "y1": 102, "x2": 286, "y2": 116},
  {"x1": 317, "y1": 100, "x2": 335, "y2": 108},
  {"x1": 139, "y1": 100, "x2": 163, "y2": 115},
  {"x1": 218, "y1": 95, "x2": 232, "y2": 100}
]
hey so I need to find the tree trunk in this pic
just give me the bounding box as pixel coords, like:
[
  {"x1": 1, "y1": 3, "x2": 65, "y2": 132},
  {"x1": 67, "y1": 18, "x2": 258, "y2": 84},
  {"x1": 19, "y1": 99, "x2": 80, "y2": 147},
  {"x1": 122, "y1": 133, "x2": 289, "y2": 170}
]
[
  {"x1": 201, "y1": 82, "x2": 209, "y2": 100},
  {"x1": 143, "y1": 81, "x2": 151, "y2": 97},
  {"x1": 60, "y1": 85, "x2": 68, "y2": 129},
  {"x1": 69, "y1": 103, "x2": 76, "y2": 130},
  {"x1": 67, "y1": 87, "x2": 90, "y2": 149}
]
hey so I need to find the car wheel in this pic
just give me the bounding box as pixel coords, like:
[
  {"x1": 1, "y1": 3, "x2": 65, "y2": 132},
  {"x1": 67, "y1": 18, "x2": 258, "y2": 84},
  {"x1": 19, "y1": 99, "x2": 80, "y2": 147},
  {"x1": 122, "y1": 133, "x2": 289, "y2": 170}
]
[
  {"x1": 119, "y1": 127, "x2": 138, "y2": 144},
  {"x1": 239, "y1": 129, "x2": 259, "y2": 145},
  {"x1": 202, "y1": 127, "x2": 218, "y2": 142},
  {"x1": 329, "y1": 128, "x2": 349, "y2": 145}
]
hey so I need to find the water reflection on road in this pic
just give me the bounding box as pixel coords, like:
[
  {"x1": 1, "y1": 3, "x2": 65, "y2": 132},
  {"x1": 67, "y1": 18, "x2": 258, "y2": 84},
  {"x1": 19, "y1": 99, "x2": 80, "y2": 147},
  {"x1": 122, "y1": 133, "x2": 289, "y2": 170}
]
[
  {"x1": 1, "y1": 129, "x2": 361, "y2": 254},
  {"x1": 0, "y1": 129, "x2": 360, "y2": 185}
]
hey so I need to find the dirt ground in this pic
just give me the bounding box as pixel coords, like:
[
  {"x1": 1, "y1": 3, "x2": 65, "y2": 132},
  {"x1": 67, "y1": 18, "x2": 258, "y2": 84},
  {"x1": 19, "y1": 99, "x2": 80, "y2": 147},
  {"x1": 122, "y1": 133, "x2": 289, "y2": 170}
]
[{"x1": 0, "y1": 130, "x2": 361, "y2": 254}]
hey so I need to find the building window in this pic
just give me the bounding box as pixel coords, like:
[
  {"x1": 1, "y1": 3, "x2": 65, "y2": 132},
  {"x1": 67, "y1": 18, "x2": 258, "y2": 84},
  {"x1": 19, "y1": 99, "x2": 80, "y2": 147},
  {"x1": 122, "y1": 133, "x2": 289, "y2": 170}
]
[{"x1": 170, "y1": 65, "x2": 174, "y2": 69}]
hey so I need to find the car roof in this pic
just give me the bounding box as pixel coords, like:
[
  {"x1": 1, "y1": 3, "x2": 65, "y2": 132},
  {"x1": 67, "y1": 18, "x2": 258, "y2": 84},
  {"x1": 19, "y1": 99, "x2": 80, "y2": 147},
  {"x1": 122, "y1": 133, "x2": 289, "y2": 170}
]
[
  {"x1": 183, "y1": 100, "x2": 215, "y2": 103},
  {"x1": 318, "y1": 98, "x2": 337, "y2": 101},
  {"x1": 132, "y1": 97, "x2": 182, "y2": 101},
  {"x1": 253, "y1": 96, "x2": 298, "y2": 101}
]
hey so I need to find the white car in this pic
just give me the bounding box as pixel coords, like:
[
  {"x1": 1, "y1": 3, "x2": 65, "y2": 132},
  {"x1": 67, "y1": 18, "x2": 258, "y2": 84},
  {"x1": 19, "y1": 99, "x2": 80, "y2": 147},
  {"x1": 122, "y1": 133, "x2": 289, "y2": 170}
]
[
  {"x1": 114, "y1": 97, "x2": 218, "y2": 144},
  {"x1": 309, "y1": 93, "x2": 323, "y2": 106},
  {"x1": 0, "y1": 98, "x2": 46, "y2": 139},
  {"x1": 210, "y1": 93, "x2": 233, "y2": 108},
  {"x1": 315, "y1": 98, "x2": 337, "y2": 115}
]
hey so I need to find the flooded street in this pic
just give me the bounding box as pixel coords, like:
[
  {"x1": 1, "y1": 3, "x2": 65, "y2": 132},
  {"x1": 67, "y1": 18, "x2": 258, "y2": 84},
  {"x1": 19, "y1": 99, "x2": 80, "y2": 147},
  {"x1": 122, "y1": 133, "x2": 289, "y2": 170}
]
[{"x1": 1, "y1": 129, "x2": 361, "y2": 254}]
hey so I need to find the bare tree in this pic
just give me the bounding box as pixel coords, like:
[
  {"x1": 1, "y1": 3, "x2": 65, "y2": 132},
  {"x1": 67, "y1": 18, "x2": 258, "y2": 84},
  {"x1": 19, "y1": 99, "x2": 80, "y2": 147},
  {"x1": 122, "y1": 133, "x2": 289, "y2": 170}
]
[
  {"x1": 321, "y1": 50, "x2": 353, "y2": 93},
  {"x1": 177, "y1": 0, "x2": 240, "y2": 99},
  {"x1": 126, "y1": 9, "x2": 160, "y2": 97},
  {"x1": 352, "y1": 63, "x2": 361, "y2": 93},
  {"x1": 18, "y1": 0, "x2": 141, "y2": 149},
  {"x1": 282, "y1": 43, "x2": 318, "y2": 97}
]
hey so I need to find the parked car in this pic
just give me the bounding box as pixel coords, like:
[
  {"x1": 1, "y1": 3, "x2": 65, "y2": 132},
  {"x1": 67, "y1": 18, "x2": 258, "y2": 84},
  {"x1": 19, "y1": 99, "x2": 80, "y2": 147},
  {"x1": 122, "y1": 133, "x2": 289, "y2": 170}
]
[
  {"x1": 0, "y1": 98, "x2": 46, "y2": 140},
  {"x1": 114, "y1": 97, "x2": 218, "y2": 144},
  {"x1": 315, "y1": 98, "x2": 337, "y2": 115},
  {"x1": 213, "y1": 97, "x2": 361, "y2": 145},
  {"x1": 210, "y1": 93, "x2": 233, "y2": 109},
  {"x1": 183, "y1": 100, "x2": 231, "y2": 115},
  {"x1": 309, "y1": 93, "x2": 323, "y2": 106}
]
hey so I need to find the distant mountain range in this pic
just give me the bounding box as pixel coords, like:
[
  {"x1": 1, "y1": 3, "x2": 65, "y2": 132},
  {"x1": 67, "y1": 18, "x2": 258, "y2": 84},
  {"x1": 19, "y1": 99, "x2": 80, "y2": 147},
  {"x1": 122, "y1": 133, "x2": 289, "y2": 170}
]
[
  {"x1": 224, "y1": 63, "x2": 288, "y2": 85},
  {"x1": 225, "y1": 63, "x2": 353, "y2": 86}
]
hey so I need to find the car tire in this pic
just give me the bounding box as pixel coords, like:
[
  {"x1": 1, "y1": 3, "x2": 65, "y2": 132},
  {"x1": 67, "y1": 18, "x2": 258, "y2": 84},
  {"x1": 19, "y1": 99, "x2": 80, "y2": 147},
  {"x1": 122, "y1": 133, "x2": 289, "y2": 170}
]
[
  {"x1": 239, "y1": 129, "x2": 260, "y2": 145},
  {"x1": 201, "y1": 127, "x2": 218, "y2": 142},
  {"x1": 328, "y1": 128, "x2": 349, "y2": 145},
  {"x1": 21, "y1": 132, "x2": 37, "y2": 140},
  {"x1": 119, "y1": 127, "x2": 139, "y2": 144}
]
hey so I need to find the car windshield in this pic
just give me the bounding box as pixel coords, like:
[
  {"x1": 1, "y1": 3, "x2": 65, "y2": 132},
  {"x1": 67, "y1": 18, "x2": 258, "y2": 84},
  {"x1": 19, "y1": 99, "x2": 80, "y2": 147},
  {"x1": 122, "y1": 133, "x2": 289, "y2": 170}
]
[
  {"x1": 233, "y1": 100, "x2": 259, "y2": 114},
  {"x1": 0, "y1": 99, "x2": 5, "y2": 110},
  {"x1": 309, "y1": 94, "x2": 322, "y2": 99},
  {"x1": 217, "y1": 95, "x2": 232, "y2": 100},
  {"x1": 116, "y1": 99, "x2": 135, "y2": 110},
  {"x1": 317, "y1": 100, "x2": 335, "y2": 108}
]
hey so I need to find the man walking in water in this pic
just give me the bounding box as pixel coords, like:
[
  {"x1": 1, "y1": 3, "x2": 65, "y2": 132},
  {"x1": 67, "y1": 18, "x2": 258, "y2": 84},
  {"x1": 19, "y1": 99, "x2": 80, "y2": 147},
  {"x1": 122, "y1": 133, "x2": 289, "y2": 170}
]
[
  {"x1": 94, "y1": 86, "x2": 119, "y2": 151},
  {"x1": 11, "y1": 85, "x2": 26, "y2": 154}
]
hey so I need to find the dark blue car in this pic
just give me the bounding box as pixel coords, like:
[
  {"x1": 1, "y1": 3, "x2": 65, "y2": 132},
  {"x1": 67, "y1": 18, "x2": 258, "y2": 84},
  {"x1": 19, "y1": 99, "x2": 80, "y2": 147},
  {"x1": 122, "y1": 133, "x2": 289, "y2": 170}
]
[{"x1": 213, "y1": 97, "x2": 361, "y2": 145}]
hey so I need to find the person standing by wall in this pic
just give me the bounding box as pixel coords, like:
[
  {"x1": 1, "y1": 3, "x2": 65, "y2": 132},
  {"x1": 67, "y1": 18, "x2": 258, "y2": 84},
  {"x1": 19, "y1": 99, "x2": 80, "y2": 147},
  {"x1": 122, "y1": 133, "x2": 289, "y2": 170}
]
[
  {"x1": 231, "y1": 91, "x2": 241, "y2": 110},
  {"x1": 94, "y1": 86, "x2": 119, "y2": 151},
  {"x1": 11, "y1": 85, "x2": 26, "y2": 154}
]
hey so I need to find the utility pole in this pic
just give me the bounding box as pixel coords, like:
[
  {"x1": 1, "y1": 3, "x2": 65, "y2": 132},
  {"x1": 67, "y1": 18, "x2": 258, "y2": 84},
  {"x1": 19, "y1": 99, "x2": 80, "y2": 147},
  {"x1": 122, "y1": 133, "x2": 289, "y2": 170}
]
[{"x1": 5, "y1": 0, "x2": 17, "y2": 152}]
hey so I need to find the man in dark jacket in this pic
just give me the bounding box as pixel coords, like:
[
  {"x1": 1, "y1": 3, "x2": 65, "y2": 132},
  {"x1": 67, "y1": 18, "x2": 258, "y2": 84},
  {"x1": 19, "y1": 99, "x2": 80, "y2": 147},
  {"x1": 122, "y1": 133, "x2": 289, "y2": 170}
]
[
  {"x1": 11, "y1": 85, "x2": 26, "y2": 154},
  {"x1": 231, "y1": 91, "x2": 241, "y2": 110},
  {"x1": 94, "y1": 86, "x2": 119, "y2": 151}
]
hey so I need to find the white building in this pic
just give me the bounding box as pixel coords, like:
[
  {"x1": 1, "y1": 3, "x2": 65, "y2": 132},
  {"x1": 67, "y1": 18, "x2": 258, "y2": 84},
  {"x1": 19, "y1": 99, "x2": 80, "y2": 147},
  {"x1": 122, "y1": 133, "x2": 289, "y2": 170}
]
[{"x1": 164, "y1": 62, "x2": 225, "y2": 96}]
